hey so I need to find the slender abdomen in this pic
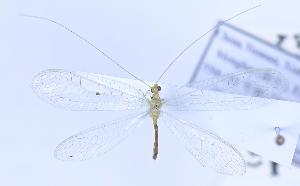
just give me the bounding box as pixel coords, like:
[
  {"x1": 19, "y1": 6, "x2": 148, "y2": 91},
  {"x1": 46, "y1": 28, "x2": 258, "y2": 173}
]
[{"x1": 150, "y1": 97, "x2": 161, "y2": 160}]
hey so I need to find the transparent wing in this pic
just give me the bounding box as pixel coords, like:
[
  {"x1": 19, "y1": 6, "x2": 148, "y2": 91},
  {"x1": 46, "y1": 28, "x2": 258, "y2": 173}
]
[
  {"x1": 54, "y1": 111, "x2": 148, "y2": 161},
  {"x1": 163, "y1": 87, "x2": 274, "y2": 111},
  {"x1": 163, "y1": 69, "x2": 284, "y2": 111},
  {"x1": 32, "y1": 69, "x2": 148, "y2": 111},
  {"x1": 188, "y1": 69, "x2": 289, "y2": 99},
  {"x1": 161, "y1": 112, "x2": 246, "y2": 175}
]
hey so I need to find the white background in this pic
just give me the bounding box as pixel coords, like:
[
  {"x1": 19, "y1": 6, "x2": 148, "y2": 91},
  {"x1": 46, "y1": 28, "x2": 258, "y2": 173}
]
[{"x1": 1, "y1": 0, "x2": 300, "y2": 186}]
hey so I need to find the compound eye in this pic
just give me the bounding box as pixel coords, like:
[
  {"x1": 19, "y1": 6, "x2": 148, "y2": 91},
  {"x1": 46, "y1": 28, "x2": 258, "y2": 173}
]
[{"x1": 158, "y1": 86, "x2": 161, "y2": 91}]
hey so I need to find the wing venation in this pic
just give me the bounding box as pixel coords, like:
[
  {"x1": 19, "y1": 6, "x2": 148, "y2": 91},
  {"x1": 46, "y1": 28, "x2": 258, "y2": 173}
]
[
  {"x1": 32, "y1": 69, "x2": 148, "y2": 111},
  {"x1": 54, "y1": 112, "x2": 148, "y2": 161},
  {"x1": 161, "y1": 112, "x2": 246, "y2": 175}
]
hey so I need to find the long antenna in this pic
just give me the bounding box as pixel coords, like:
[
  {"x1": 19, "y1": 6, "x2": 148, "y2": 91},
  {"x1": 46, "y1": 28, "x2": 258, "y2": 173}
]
[
  {"x1": 20, "y1": 14, "x2": 152, "y2": 88},
  {"x1": 155, "y1": 5, "x2": 261, "y2": 83}
]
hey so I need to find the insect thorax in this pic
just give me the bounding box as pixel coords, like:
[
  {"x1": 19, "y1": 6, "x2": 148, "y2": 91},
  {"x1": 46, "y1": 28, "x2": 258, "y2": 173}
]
[{"x1": 150, "y1": 84, "x2": 162, "y2": 121}]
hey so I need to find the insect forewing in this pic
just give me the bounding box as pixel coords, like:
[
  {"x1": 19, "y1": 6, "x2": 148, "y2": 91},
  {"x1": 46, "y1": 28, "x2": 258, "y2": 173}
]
[
  {"x1": 54, "y1": 111, "x2": 148, "y2": 161},
  {"x1": 189, "y1": 69, "x2": 288, "y2": 99},
  {"x1": 163, "y1": 87, "x2": 274, "y2": 111},
  {"x1": 160, "y1": 112, "x2": 246, "y2": 175},
  {"x1": 32, "y1": 69, "x2": 148, "y2": 111},
  {"x1": 163, "y1": 69, "x2": 287, "y2": 111}
]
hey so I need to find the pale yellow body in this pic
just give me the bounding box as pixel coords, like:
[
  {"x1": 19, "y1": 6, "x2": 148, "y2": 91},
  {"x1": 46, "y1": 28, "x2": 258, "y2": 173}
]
[{"x1": 149, "y1": 84, "x2": 162, "y2": 160}]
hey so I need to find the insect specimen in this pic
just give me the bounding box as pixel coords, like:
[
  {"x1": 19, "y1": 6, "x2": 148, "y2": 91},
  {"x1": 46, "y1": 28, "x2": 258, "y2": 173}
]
[{"x1": 25, "y1": 5, "x2": 288, "y2": 175}]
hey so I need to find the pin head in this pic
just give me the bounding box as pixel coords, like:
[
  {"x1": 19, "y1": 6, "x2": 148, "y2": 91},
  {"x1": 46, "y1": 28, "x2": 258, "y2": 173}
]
[
  {"x1": 275, "y1": 135, "x2": 285, "y2": 146},
  {"x1": 274, "y1": 126, "x2": 285, "y2": 145}
]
